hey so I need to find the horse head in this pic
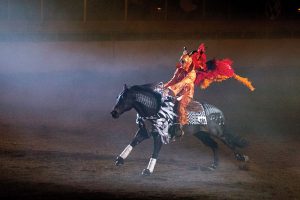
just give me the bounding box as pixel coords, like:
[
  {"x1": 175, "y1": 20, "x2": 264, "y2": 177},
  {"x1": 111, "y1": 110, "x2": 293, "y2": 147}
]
[
  {"x1": 111, "y1": 83, "x2": 164, "y2": 119},
  {"x1": 111, "y1": 84, "x2": 135, "y2": 119}
]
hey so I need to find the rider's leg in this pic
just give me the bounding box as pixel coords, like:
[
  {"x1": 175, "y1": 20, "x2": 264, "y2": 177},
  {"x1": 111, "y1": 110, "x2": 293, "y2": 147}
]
[
  {"x1": 179, "y1": 95, "x2": 192, "y2": 125},
  {"x1": 115, "y1": 126, "x2": 149, "y2": 166},
  {"x1": 176, "y1": 95, "x2": 192, "y2": 138}
]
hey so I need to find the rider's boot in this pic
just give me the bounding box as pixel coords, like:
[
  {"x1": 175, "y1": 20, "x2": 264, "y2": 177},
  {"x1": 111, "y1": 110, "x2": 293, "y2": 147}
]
[
  {"x1": 175, "y1": 124, "x2": 184, "y2": 138},
  {"x1": 176, "y1": 109, "x2": 188, "y2": 138},
  {"x1": 171, "y1": 123, "x2": 184, "y2": 140}
]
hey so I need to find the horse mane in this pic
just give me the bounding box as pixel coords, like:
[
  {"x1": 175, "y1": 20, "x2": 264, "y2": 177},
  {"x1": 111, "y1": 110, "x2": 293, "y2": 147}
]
[
  {"x1": 137, "y1": 83, "x2": 159, "y2": 90},
  {"x1": 130, "y1": 83, "x2": 162, "y2": 106}
]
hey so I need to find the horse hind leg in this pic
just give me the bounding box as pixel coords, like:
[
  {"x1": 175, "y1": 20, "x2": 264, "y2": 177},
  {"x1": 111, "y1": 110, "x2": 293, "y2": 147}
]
[
  {"x1": 221, "y1": 128, "x2": 249, "y2": 162},
  {"x1": 234, "y1": 152, "x2": 249, "y2": 162},
  {"x1": 204, "y1": 113, "x2": 250, "y2": 171},
  {"x1": 194, "y1": 131, "x2": 219, "y2": 170},
  {"x1": 207, "y1": 121, "x2": 249, "y2": 163}
]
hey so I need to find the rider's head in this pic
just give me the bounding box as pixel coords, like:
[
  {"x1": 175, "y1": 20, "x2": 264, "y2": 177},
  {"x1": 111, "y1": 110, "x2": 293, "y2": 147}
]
[
  {"x1": 198, "y1": 43, "x2": 206, "y2": 55},
  {"x1": 179, "y1": 47, "x2": 193, "y2": 71},
  {"x1": 191, "y1": 43, "x2": 207, "y2": 71}
]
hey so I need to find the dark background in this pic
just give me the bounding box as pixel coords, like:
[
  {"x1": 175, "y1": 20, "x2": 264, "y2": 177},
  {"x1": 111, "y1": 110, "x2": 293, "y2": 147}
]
[
  {"x1": 0, "y1": 0, "x2": 299, "y2": 21},
  {"x1": 0, "y1": 0, "x2": 299, "y2": 199}
]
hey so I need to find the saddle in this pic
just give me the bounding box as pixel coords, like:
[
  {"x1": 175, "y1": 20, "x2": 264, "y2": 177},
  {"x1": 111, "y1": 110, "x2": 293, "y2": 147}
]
[
  {"x1": 165, "y1": 92, "x2": 205, "y2": 139},
  {"x1": 186, "y1": 100, "x2": 204, "y2": 113}
]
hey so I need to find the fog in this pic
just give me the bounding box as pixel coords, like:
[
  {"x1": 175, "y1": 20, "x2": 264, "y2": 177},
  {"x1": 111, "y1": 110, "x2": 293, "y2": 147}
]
[{"x1": 0, "y1": 39, "x2": 299, "y2": 133}]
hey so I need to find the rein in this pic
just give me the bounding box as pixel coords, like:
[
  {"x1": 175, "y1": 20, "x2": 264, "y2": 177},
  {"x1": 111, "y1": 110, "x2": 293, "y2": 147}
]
[{"x1": 133, "y1": 84, "x2": 177, "y2": 144}]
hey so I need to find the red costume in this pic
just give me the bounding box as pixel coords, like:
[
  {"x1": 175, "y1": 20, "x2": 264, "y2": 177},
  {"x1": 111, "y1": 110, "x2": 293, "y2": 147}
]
[
  {"x1": 165, "y1": 43, "x2": 255, "y2": 127},
  {"x1": 192, "y1": 43, "x2": 255, "y2": 91},
  {"x1": 164, "y1": 47, "x2": 196, "y2": 125}
]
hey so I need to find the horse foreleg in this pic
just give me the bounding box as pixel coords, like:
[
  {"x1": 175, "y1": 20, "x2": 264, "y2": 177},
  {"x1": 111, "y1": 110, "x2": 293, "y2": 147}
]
[
  {"x1": 115, "y1": 127, "x2": 149, "y2": 166},
  {"x1": 142, "y1": 132, "x2": 162, "y2": 176}
]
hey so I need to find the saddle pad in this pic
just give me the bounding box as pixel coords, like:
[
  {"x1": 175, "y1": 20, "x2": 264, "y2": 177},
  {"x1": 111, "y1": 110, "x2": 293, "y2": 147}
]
[
  {"x1": 186, "y1": 100, "x2": 204, "y2": 112},
  {"x1": 187, "y1": 102, "x2": 207, "y2": 125}
]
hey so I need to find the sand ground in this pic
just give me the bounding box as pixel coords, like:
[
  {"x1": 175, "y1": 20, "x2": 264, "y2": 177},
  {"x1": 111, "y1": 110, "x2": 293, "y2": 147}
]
[{"x1": 0, "y1": 40, "x2": 299, "y2": 199}]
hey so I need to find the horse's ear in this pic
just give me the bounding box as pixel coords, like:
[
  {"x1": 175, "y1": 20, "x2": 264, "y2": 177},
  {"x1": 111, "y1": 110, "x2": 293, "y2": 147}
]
[{"x1": 123, "y1": 84, "x2": 128, "y2": 90}]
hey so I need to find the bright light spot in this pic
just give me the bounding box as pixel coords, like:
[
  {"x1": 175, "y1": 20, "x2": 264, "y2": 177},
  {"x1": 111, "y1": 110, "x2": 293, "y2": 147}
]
[
  {"x1": 298, "y1": 8, "x2": 300, "y2": 12},
  {"x1": 157, "y1": 7, "x2": 162, "y2": 11}
]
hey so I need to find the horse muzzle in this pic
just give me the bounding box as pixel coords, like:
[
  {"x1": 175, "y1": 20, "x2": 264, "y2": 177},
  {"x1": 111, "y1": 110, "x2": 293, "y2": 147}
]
[{"x1": 111, "y1": 110, "x2": 120, "y2": 119}]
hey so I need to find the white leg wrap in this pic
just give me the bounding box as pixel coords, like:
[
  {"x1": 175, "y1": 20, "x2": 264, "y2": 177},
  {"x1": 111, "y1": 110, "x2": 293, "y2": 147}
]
[
  {"x1": 146, "y1": 158, "x2": 157, "y2": 173},
  {"x1": 119, "y1": 145, "x2": 133, "y2": 159}
]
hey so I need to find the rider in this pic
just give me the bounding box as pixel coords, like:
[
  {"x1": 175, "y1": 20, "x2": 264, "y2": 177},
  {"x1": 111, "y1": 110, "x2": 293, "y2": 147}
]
[
  {"x1": 164, "y1": 43, "x2": 255, "y2": 134},
  {"x1": 164, "y1": 47, "x2": 198, "y2": 127}
]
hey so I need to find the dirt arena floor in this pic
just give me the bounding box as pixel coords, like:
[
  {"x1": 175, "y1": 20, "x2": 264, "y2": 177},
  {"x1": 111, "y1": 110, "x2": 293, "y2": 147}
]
[{"x1": 0, "y1": 40, "x2": 299, "y2": 199}]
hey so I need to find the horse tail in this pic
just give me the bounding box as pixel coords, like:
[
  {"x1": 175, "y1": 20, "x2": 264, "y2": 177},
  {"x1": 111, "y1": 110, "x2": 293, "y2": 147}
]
[
  {"x1": 233, "y1": 73, "x2": 255, "y2": 91},
  {"x1": 224, "y1": 129, "x2": 249, "y2": 149}
]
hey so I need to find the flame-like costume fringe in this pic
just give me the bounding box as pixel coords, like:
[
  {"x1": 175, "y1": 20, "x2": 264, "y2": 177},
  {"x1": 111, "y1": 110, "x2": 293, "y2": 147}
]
[
  {"x1": 200, "y1": 75, "x2": 230, "y2": 89},
  {"x1": 233, "y1": 74, "x2": 255, "y2": 91},
  {"x1": 200, "y1": 74, "x2": 255, "y2": 91},
  {"x1": 200, "y1": 79, "x2": 213, "y2": 89}
]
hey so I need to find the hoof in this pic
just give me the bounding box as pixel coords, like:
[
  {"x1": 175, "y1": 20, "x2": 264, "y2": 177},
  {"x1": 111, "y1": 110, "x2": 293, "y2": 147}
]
[
  {"x1": 208, "y1": 163, "x2": 217, "y2": 171},
  {"x1": 115, "y1": 156, "x2": 124, "y2": 166},
  {"x1": 200, "y1": 163, "x2": 217, "y2": 171},
  {"x1": 235, "y1": 153, "x2": 249, "y2": 162},
  {"x1": 141, "y1": 169, "x2": 152, "y2": 176}
]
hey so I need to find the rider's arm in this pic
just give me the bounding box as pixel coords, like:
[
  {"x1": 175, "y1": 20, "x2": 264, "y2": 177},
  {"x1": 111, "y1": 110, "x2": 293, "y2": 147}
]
[{"x1": 164, "y1": 68, "x2": 180, "y2": 88}]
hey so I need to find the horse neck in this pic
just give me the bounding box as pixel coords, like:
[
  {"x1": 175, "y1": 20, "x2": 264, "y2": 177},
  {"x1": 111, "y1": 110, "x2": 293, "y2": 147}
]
[{"x1": 131, "y1": 89, "x2": 160, "y2": 117}]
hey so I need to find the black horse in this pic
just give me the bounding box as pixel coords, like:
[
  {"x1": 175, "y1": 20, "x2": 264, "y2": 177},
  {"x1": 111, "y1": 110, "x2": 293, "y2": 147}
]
[{"x1": 111, "y1": 83, "x2": 249, "y2": 176}]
